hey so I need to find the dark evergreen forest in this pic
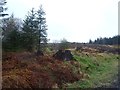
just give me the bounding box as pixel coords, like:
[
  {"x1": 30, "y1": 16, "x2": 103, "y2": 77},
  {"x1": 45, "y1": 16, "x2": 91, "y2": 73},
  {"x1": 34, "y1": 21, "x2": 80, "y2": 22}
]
[{"x1": 89, "y1": 35, "x2": 120, "y2": 45}]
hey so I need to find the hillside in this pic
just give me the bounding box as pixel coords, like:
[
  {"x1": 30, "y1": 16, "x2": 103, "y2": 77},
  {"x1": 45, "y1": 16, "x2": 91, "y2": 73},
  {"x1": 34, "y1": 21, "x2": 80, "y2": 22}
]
[{"x1": 2, "y1": 44, "x2": 119, "y2": 89}]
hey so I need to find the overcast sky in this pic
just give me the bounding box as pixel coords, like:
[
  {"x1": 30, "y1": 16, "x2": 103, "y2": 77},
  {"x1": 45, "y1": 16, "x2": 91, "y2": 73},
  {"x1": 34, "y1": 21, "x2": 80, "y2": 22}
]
[{"x1": 5, "y1": 0, "x2": 119, "y2": 43}]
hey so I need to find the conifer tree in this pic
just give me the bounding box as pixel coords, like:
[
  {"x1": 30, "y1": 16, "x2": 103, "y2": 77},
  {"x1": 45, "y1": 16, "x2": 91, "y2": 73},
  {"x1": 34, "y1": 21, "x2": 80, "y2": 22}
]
[
  {"x1": 36, "y1": 5, "x2": 48, "y2": 52},
  {"x1": 2, "y1": 14, "x2": 21, "y2": 51},
  {"x1": 22, "y1": 8, "x2": 38, "y2": 52}
]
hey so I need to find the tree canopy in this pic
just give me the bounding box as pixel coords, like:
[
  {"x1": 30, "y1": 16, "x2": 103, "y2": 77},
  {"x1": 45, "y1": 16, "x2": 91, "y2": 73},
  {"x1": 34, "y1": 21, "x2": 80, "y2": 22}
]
[
  {"x1": 0, "y1": 0, "x2": 8, "y2": 17},
  {"x1": 2, "y1": 5, "x2": 48, "y2": 53}
]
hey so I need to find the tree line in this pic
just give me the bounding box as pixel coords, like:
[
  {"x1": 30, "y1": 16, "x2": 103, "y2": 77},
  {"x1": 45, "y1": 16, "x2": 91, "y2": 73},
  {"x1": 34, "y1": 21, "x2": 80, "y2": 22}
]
[
  {"x1": 89, "y1": 35, "x2": 120, "y2": 45},
  {"x1": 1, "y1": 2, "x2": 48, "y2": 52},
  {"x1": 0, "y1": 0, "x2": 8, "y2": 17}
]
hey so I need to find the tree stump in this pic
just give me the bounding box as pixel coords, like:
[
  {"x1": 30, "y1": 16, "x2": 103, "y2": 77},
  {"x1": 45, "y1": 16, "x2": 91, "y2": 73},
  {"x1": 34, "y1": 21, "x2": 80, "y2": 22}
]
[
  {"x1": 64, "y1": 50, "x2": 74, "y2": 60},
  {"x1": 53, "y1": 50, "x2": 74, "y2": 61},
  {"x1": 53, "y1": 50, "x2": 64, "y2": 60}
]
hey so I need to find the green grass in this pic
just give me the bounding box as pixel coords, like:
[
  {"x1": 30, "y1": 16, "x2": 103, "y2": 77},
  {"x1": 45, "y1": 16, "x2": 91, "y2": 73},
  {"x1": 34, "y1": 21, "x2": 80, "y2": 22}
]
[{"x1": 67, "y1": 52, "x2": 118, "y2": 88}]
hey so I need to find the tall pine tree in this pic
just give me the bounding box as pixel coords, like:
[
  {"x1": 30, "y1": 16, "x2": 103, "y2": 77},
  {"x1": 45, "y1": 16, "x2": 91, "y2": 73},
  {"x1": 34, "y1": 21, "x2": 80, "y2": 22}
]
[
  {"x1": 22, "y1": 8, "x2": 38, "y2": 52},
  {"x1": 2, "y1": 14, "x2": 21, "y2": 51},
  {"x1": 36, "y1": 5, "x2": 47, "y2": 52},
  {"x1": 22, "y1": 6, "x2": 48, "y2": 53}
]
